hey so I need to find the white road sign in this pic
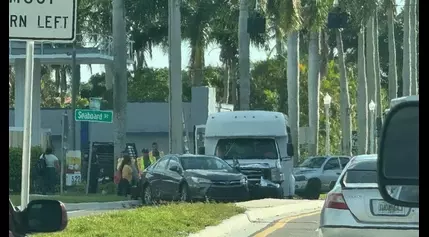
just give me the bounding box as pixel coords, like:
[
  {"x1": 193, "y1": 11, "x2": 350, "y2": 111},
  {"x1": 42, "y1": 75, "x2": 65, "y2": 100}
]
[{"x1": 9, "y1": 0, "x2": 77, "y2": 42}]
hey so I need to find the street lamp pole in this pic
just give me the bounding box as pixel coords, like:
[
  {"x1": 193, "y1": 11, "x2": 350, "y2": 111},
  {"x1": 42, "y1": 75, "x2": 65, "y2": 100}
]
[
  {"x1": 324, "y1": 93, "x2": 332, "y2": 155},
  {"x1": 368, "y1": 100, "x2": 376, "y2": 154}
]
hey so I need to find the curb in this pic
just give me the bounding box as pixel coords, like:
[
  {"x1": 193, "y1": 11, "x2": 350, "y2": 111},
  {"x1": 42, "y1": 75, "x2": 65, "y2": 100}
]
[
  {"x1": 18, "y1": 200, "x2": 142, "y2": 212},
  {"x1": 64, "y1": 200, "x2": 142, "y2": 211}
]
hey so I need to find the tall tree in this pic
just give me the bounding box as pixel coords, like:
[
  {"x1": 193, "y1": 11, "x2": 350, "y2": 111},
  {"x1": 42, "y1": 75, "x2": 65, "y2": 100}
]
[
  {"x1": 402, "y1": 0, "x2": 411, "y2": 96},
  {"x1": 303, "y1": 0, "x2": 333, "y2": 156},
  {"x1": 385, "y1": 0, "x2": 398, "y2": 100},
  {"x1": 409, "y1": 0, "x2": 418, "y2": 94},
  {"x1": 280, "y1": 0, "x2": 301, "y2": 163}
]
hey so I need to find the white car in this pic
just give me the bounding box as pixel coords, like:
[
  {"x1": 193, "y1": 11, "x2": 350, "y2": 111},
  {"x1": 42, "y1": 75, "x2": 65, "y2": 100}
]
[{"x1": 318, "y1": 154, "x2": 419, "y2": 237}]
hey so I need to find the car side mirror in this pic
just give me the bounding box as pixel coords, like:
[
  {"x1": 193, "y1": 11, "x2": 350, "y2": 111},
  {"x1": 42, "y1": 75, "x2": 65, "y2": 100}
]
[
  {"x1": 169, "y1": 165, "x2": 182, "y2": 173},
  {"x1": 378, "y1": 99, "x2": 419, "y2": 208},
  {"x1": 287, "y1": 143, "x2": 294, "y2": 157},
  {"x1": 24, "y1": 200, "x2": 68, "y2": 233}
]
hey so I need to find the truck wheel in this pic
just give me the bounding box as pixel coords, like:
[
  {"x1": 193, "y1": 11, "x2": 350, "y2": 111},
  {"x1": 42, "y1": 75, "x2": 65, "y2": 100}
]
[{"x1": 304, "y1": 179, "x2": 321, "y2": 200}]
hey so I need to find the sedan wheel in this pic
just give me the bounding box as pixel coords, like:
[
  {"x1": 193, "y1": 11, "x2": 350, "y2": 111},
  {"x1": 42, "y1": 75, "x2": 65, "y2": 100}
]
[{"x1": 143, "y1": 185, "x2": 153, "y2": 205}]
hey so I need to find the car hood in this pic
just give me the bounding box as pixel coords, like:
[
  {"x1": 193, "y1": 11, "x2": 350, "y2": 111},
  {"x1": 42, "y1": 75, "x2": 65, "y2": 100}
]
[
  {"x1": 184, "y1": 169, "x2": 244, "y2": 181},
  {"x1": 293, "y1": 167, "x2": 319, "y2": 175}
]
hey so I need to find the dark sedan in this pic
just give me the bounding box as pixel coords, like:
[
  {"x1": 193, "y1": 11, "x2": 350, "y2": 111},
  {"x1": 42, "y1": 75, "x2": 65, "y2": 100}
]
[{"x1": 139, "y1": 154, "x2": 249, "y2": 204}]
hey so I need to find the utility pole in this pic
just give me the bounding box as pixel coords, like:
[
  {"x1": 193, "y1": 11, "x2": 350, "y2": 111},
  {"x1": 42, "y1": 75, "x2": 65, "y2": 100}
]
[
  {"x1": 70, "y1": 41, "x2": 77, "y2": 150},
  {"x1": 112, "y1": 0, "x2": 128, "y2": 168},
  {"x1": 168, "y1": 0, "x2": 183, "y2": 154},
  {"x1": 238, "y1": 0, "x2": 250, "y2": 110}
]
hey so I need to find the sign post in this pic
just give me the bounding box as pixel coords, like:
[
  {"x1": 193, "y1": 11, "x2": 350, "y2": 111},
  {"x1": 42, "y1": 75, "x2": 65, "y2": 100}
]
[{"x1": 10, "y1": 0, "x2": 77, "y2": 208}]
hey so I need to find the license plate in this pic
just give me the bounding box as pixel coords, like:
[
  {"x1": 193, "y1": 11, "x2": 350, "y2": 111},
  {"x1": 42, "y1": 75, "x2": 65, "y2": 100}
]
[{"x1": 371, "y1": 200, "x2": 408, "y2": 216}]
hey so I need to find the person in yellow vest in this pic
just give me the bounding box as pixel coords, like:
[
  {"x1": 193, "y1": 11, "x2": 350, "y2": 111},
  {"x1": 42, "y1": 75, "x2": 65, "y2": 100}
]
[
  {"x1": 136, "y1": 149, "x2": 156, "y2": 175},
  {"x1": 149, "y1": 142, "x2": 164, "y2": 161}
]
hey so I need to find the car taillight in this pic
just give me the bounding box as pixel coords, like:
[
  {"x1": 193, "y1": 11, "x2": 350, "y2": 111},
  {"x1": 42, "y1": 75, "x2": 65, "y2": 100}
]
[{"x1": 324, "y1": 193, "x2": 349, "y2": 210}]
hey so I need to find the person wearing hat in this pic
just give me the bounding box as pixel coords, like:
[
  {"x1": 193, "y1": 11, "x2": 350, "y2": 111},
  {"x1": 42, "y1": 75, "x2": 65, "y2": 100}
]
[{"x1": 136, "y1": 148, "x2": 156, "y2": 176}]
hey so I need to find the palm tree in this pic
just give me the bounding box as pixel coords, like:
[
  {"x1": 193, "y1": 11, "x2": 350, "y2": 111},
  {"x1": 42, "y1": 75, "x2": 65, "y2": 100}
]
[
  {"x1": 402, "y1": 0, "x2": 411, "y2": 96},
  {"x1": 409, "y1": 0, "x2": 418, "y2": 94},
  {"x1": 279, "y1": 0, "x2": 302, "y2": 164},
  {"x1": 385, "y1": 0, "x2": 398, "y2": 100},
  {"x1": 303, "y1": 0, "x2": 333, "y2": 156},
  {"x1": 357, "y1": 26, "x2": 368, "y2": 155}
]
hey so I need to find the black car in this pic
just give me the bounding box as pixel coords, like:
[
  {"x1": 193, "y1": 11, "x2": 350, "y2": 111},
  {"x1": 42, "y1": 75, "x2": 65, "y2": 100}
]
[{"x1": 139, "y1": 154, "x2": 249, "y2": 204}]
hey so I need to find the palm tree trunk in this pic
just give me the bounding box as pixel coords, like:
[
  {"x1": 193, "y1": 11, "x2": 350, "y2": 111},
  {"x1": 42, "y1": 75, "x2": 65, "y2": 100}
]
[
  {"x1": 307, "y1": 30, "x2": 320, "y2": 156},
  {"x1": 387, "y1": 2, "x2": 398, "y2": 100},
  {"x1": 287, "y1": 31, "x2": 300, "y2": 164},
  {"x1": 357, "y1": 27, "x2": 368, "y2": 155},
  {"x1": 275, "y1": 25, "x2": 283, "y2": 56},
  {"x1": 336, "y1": 29, "x2": 352, "y2": 156},
  {"x1": 374, "y1": 11, "x2": 382, "y2": 119},
  {"x1": 238, "y1": 0, "x2": 250, "y2": 110},
  {"x1": 230, "y1": 61, "x2": 238, "y2": 108},
  {"x1": 366, "y1": 16, "x2": 376, "y2": 108},
  {"x1": 410, "y1": 0, "x2": 418, "y2": 94},
  {"x1": 402, "y1": 0, "x2": 411, "y2": 96},
  {"x1": 222, "y1": 63, "x2": 230, "y2": 103},
  {"x1": 112, "y1": 0, "x2": 128, "y2": 168}
]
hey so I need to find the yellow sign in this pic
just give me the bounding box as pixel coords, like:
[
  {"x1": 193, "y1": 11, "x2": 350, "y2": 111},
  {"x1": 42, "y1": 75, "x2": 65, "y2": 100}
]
[{"x1": 66, "y1": 150, "x2": 81, "y2": 174}]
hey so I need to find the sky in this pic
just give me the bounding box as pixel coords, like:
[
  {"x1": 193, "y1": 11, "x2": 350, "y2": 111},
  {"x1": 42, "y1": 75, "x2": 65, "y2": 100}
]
[{"x1": 79, "y1": 0, "x2": 405, "y2": 83}]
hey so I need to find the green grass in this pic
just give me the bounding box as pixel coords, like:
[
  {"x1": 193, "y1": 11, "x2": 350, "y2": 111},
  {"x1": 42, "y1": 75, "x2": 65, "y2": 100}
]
[
  {"x1": 9, "y1": 194, "x2": 128, "y2": 206},
  {"x1": 35, "y1": 202, "x2": 246, "y2": 237}
]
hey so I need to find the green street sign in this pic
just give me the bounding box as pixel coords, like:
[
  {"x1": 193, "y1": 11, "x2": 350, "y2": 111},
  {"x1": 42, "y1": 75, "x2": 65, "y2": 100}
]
[{"x1": 75, "y1": 109, "x2": 113, "y2": 123}]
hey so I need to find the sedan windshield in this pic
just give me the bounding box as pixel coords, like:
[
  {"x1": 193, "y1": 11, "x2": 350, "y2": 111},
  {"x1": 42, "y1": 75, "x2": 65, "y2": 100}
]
[
  {"x1": 180, "y1": 156, "x2": 234, "y2": 172},
  {"x1": 298, "y1": 157, "x2": 326, "y2": 168}
]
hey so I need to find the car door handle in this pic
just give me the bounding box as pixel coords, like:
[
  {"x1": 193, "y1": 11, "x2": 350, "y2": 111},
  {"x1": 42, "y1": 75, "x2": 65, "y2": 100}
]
[{"x1": 336, "y1": 172, "x2": 341, "y2": 175}]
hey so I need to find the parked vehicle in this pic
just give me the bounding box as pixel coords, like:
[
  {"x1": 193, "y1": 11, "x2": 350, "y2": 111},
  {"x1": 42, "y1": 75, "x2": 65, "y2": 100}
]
[
  {"x1": 195, "y1": 110, "x2": 295, "y2": 199},
  {"x1": 318, "y1": 154, "x2": 419, "y2": 237},
  {"x1": 139, "y1": 154, "x2": 249, "y2": 204},
  {"x1": 9, "y1": 199, "x2": 68, "y2": 236},
  {"x1": 294, "y1": 156, "x2": 350, "y2": 199}
]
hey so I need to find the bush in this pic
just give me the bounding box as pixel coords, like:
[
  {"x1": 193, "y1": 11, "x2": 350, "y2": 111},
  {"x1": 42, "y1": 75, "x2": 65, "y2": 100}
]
[{"x1": 9, "y1": 146, "x2": 44, "y2": 192}]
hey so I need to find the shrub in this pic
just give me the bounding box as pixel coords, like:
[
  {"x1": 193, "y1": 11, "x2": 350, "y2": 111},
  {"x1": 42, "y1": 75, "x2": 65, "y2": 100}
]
[{"x1": 9, "y1": 146, "x2": 44, "y2": 192}]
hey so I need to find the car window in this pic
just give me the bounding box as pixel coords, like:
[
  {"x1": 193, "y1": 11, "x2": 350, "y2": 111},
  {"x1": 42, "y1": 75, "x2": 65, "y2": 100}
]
[
  {"x1": 167, "y1": 157, "x2": 181, "y2": 169},
  {"x1": 339, "y1": 157, "x2": 350, "y2": 169},
  {"x1": 324, "y1": 158, "x2": 340, "y2": 170},
  {"x1": 153, "y1": 157, "x2": 169, "y2": 171}
]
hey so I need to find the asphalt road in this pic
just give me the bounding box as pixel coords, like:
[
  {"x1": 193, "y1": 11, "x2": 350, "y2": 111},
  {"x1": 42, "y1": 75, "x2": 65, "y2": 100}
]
[{"x1": 253, "y1": 213, "x2": 320, "y2": 237}]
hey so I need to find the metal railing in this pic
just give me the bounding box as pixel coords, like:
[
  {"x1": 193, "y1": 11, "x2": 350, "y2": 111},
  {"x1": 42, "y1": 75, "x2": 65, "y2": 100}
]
[{"x1": 9, "y1": 33, "x2": 135, "y2": 61}]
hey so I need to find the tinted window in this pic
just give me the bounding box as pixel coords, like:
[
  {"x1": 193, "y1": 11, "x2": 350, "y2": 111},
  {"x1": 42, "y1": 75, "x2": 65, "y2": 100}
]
[
  {"x1": 215, "y1": 138, "x2": 278, "y2": 159},
  {"x1": 344, "y1": 170, "x2": 377, "y2": 184},
  {"x1": 344, "y1": 160, "x2": 377, "y2": 184},
  {"x1": 299, "y1": 157, "x2": 327, "y2": 168},
  {"x1": 179, "y1": 156, "x2": 233, "y2": 172},
  {"x1": 324, "y1": 158, "x2": 340, "y2": 170},
  {"x1": 154, "y1": 157, "x2": 169, "y2": 171},
  {"x1": 340, "y1": 157, "x2": 350, "y2": 168},
  {"x1": 168, "y1": 157, "x2": 181, "y2": 169}
]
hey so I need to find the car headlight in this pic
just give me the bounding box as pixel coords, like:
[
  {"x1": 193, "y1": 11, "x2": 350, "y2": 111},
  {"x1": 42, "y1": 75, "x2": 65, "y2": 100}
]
[
  {"x1": 294, "y1": 175, "x2": 307, "y2": 182},
  {"x1": 271, "y1": 168, "x2": 284, "y2": 182},
  {"x1": 240, "y1": 177, "x2": 248, "y2": 185},
  {"x1": 191, "y1": 177, "x2": 212, "y2": 184}
]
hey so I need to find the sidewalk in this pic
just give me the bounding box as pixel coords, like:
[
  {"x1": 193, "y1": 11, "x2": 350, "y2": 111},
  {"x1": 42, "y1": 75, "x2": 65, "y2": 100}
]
[{"x1": 188, "y1": 199, "x2": 324, "y2": 237}]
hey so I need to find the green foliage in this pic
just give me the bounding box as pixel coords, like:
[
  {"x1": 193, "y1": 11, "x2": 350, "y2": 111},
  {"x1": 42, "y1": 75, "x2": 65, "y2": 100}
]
[{"x1": 9, "y1": 147, "x2": 44, "y2": 192}]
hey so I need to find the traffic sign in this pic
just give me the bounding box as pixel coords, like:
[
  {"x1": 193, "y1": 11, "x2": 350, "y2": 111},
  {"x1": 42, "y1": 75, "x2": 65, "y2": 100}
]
[
  {"x1": 75, "y1": 109, "x2": 113, "y2": 123},
  {"x1": 9, "y1": 0, "x2": 77, "y2": 41}
]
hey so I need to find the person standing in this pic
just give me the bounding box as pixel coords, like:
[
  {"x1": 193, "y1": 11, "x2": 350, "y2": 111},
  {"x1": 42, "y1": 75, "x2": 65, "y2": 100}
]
[
  {"x1": 117, "y1": 155, "x2": 133, "y2": 196},
  {"x1": 136, "y1": 149, "x2": 156, "y2": 175},
  {"x1": 39, "y1": 148, "x2": 60, "y2": 195},
  {"x1": 149, "y1": 142, "x2": 164, "y2": 161}
]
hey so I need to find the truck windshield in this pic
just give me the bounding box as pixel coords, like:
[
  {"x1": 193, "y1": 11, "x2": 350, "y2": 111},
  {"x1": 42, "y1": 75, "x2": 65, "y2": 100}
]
[{"x1": 215, "y1": 138, "x2": 278, "y2": 160}]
